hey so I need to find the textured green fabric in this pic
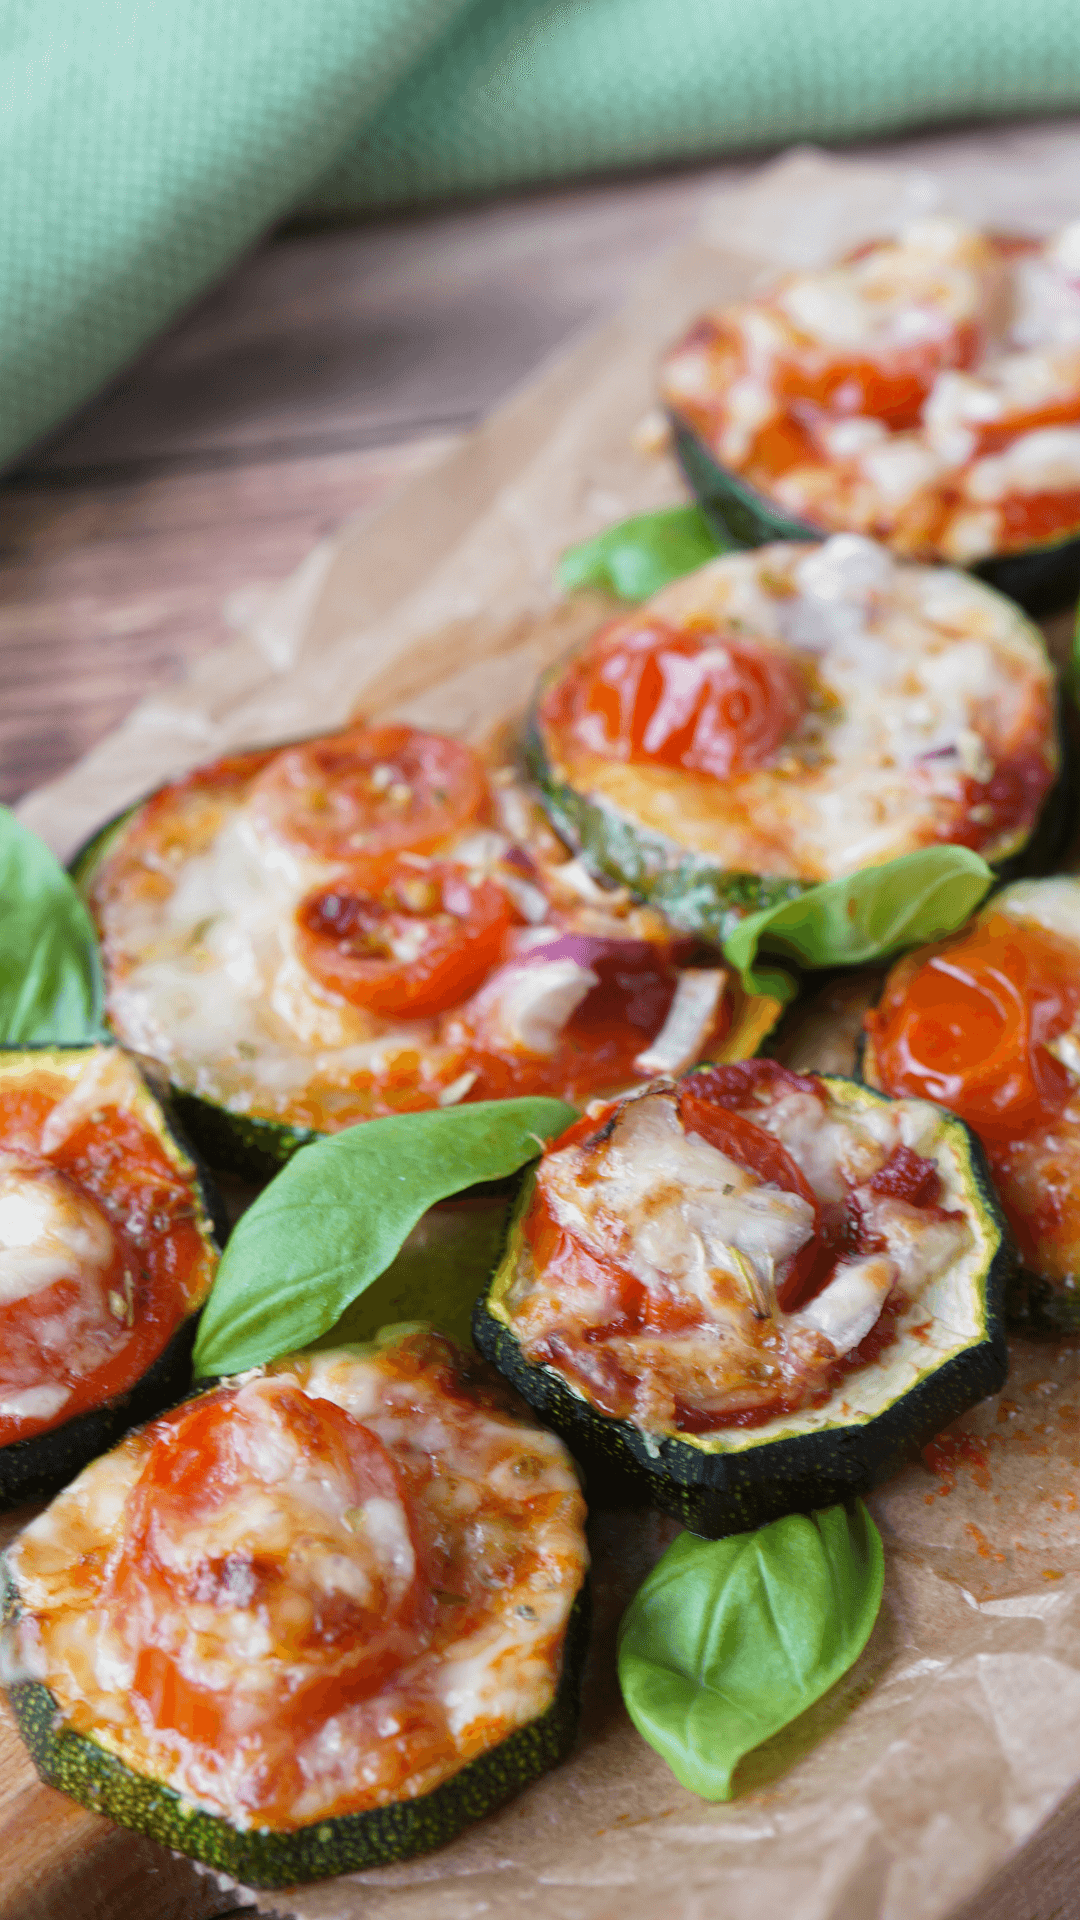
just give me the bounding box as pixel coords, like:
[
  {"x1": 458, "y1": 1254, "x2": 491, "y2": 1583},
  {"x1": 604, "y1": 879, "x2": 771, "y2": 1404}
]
[
  {"x1": 309, "y1": 0, "x2": 1080, "y2": 214},
  {"x1": 2, "y1": 0, "x2": 1080, "y2": 472}
]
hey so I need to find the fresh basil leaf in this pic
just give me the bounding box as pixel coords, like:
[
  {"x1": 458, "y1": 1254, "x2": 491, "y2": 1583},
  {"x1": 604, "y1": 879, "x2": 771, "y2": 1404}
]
[
  {"x1": 558, "y1": 505, "x2": 725, "y2": 602},
  {"x1": 618, "y1": 1503, "x2": 884, "y2": 1800},
  {"x1": 723, "y1": 845, "x2": 993, "y2": 996},
  {"x1": 307, "y1": 1197, "x2": 511, "y2": 1353},
  {"x1": 193, "y1": 1096, "x2": 576, "y2": 1377},
  {"x1": 0, "y1": 805, "x2": 103, "y2": 1043}
]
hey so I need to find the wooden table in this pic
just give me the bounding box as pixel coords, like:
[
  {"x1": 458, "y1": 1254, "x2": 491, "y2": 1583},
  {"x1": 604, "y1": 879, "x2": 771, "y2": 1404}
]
[{"x1": 3, "y1": 112, "x2": 1080, "y2": 1920}]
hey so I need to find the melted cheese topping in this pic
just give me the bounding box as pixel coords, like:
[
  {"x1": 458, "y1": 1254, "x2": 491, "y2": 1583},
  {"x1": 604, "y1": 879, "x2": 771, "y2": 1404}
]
[
  {"x1": 499, "y1": 1084, "x2": 990, "y2": 1437},
  {"x1": 2, "y1": 1331, "x2": 587, "y2": 1830},
  {"x1": 544, "y1": 537, "x2": 1056, "y2": 882},
  {"x1": 662, "y1": 218, "x2": 1080, "y2": 562},
  {"x1": 0, "y1": 1047, "x2": 218, "y2": 1443},
  {"x1": 90, "y1": 752, "x2": 703, "y2": 1129}
]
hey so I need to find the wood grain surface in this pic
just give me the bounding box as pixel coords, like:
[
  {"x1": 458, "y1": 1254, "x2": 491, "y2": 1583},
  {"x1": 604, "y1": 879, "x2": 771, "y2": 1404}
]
[{"x1": 3, "y1": 111, "x2": 1080, "y2": 1920}]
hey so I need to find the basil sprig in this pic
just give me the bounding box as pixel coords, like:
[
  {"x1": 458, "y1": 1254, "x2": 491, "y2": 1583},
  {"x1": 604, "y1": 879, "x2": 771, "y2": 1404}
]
[
  {"x1": 192, "y1": 1096, "x2": 576, "y2": 1377},
  {"x1": 558, "y1": 505, "x2": 725, "y2": 602},
  {"x1": 722, "y1": 845, "x2": 994, "y2": 998},
  {"x1": 618, "y1": 1504, "x2": 884, "y2": 1800},
  {"x1": 0, "y1": 806, "x2": 103, "y2": 1044}
]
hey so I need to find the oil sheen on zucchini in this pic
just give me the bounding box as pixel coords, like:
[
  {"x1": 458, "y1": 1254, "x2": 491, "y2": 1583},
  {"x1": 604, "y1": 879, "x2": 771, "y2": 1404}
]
[{"x1": 474, "y1": 1074, "x2": 1012, "y2": 1538}]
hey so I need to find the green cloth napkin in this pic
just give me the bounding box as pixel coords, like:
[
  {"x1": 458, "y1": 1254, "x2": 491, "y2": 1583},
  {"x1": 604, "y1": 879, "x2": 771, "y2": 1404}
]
[{"x1": 2, "y1": 0, "x2": 1079, "y2": 473}]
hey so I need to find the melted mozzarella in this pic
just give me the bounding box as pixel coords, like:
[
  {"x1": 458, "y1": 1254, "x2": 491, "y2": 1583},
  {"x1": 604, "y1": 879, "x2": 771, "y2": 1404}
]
[
  {"x1": 507, "y1": 1082, "x2": 978, "y2": 1435},
  {"x1": 660, "y1": 219, "x2": 1080, "y2": 563},
  {"x1": 0, "y1": 1155, "x2": 115, "y2": 1307},
  {"x1": 541, "y1": 1094, "x2": 816, "y2": 1309},
  {"x1": 965, "y1": 426, "x2": 1080, "y2": 501},
  {"x1": 3, "y1": 1337, "x2": 587, "y2": 1829},
  {"x1": 561, "y1": 537, "x2": 1054, "y2": 883},
  {"x1": 98, "y1": 763, "x2": 674, "y2": 1123}
]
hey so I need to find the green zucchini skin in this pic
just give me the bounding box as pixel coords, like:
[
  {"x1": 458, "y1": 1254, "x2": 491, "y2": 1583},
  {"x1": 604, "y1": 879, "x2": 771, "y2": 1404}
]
[
  {"x1": 2, "y1": 1580, "x2": 589, "y2": 1889},
  {"x1": 473, "y1": 1078, "x2": 1012, "y2": 1539},
  {"x1": 0, "y1": 1044, "x2": 225, "y2": 1511},
  {"x1": 525, "y1": 696, "x2": 1071, "y2": 952},
  {"x1": 671, "y1": 415, "x2": 1080, "y2": 618}
]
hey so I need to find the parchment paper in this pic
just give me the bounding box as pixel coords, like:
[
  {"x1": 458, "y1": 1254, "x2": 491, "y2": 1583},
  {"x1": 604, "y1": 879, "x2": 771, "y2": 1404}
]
[{"x1": 16, "y1": 146, "x2": 1080, "y2": 1920}]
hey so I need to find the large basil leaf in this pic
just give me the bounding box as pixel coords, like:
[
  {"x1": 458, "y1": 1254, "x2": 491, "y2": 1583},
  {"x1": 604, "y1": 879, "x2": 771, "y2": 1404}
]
[
  {"x1": 193, "y1": 1096, "x2": 576, "y2": 1377},
  {"x1": 723, "y1": 845, "x2": 993, "y2": 998},
  {"x1": 558, "y1": 505, "x2": 725, "y2": 602},
  {"x1": 618, "y1": 1504, "x2": 884, "y2": 1800},
  {"x1": 0, "y1": 806, "x2": 103, "y2": 1043}
]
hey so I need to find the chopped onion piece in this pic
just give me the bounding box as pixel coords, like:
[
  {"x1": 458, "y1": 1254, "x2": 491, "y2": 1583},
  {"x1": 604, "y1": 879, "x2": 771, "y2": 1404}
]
[
  {"x1": 473, "y1": 959, "x2": 599, "y2": 1057},
  {"x1": 792, "y1": 1254, "x2": 897, "y2": 1355},
  {"x1": 438, "y1": 1070, "x2": 479, "y2": 1107},
  {"x1": 633, "y1": 969, "x2": 726, "y2": 1077}
]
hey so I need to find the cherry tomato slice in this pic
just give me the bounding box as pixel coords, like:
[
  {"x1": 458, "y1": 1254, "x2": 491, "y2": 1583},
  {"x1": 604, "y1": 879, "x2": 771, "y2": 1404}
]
[
  {"x1": 108, "y1": 1380, "x2": 426, "y2": 1802},
  {"x1": 865, "y1": 912, "x2": 1080, "y2": 1144},
  {"x1": 677, "y1": 1089, "x2": 820, "y2": 1211},
  {"x1": 250, "y1": 725, "x2": 489, "y2": 881},
  {"x1": 296, "y1": 861, "x2": 516, "y2": 1018},
  {"x1": 561, "y1": 620, "x2": 807, "y2": 779}
]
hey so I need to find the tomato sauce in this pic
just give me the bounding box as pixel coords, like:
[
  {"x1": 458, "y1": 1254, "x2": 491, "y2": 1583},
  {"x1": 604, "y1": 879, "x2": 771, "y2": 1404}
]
[
  {"x1": 515, "y1": 1076, "x2": 950, "y2": 1431},
  {"x1": 0, "y1": 1062, "x2": 216, "y2": 1447},
  {"x1": 865, "y1": 913, "x2": 1080, "y2": 1146},
  {"x1": 91, "y1": 726, "x2": 742, "y2": 1133}
]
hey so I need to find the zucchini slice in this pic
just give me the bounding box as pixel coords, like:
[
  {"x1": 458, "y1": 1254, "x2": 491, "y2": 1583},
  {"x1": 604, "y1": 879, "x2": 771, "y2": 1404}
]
[
  {"x1": 660, "y1": 218, "x2": 1080, "y2": 614},
  {"x1": 73, "y1": 725, "x2": 781, "y2": 1180},
  {"x1": 474, "y1": 1066, "x2": 1011, "y2": 1537},
  {"x1": 672, "y1": 418, "x2": 1080, "y2": 619},
  {"x1": 863, "y1": 875, "x2": 1080, "y2": 1334},
  {"x1": 530, "y1": 538, "x2": 1061, "y2": 942},
  {"x1": 1, "y1": 1329, "x2": 589, "y2": 1888},
  {"x1": 0, "y1": 1043, "x2": 221, "y2": 1509}
]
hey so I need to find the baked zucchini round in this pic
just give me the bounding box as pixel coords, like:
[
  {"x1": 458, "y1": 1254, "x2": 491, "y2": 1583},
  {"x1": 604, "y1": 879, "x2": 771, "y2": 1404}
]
[
  {"x1": 474, "y1": 1064, "x2": 1011, "y2": 1537},
  {"x1": 863, "y1": 875, "x2": 1080, "y2": 1333},
  {"x1": 661, "y1": 217, "x2": 1080, "y2": 613},
  {"x1": 0, "y1": 1043, "x2": 221, "y2": 1509},
  {"x1": 1, "y1": 1328, "x2": 589, "y2": 1888},
  {"x1": 74, "y1": 725, "x2": 780, "y2": 1179},
  {"x1": 530, "y1": 536, "x2": 1061, "y2": 941}
]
